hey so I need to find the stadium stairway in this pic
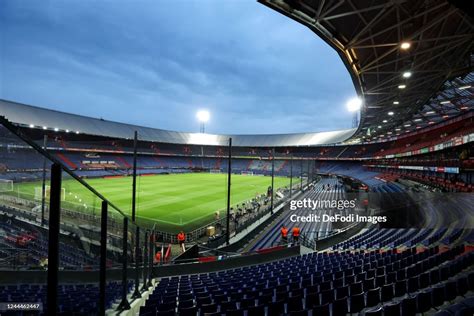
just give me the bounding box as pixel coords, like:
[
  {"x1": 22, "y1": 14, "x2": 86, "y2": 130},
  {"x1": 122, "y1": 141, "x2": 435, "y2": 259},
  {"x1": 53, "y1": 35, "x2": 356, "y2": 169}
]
[
  {"x1": 56, "y1": 153, "x2": 78, "y2": 170},
  {"x1": 242, "y1": 178, "x2": 349, "y2": 252}
]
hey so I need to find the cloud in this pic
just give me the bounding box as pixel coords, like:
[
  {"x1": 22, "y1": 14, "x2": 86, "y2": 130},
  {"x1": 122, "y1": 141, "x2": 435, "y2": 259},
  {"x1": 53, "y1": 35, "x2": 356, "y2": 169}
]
[{"x1": 0, "y1": 0, "x2": 356, "y2": 135}]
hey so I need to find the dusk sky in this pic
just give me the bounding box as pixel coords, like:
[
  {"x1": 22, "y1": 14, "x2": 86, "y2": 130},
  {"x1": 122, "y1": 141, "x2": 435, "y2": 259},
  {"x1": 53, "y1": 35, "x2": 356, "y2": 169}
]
[{"x1": 0, "y1": 0, "x2": 356, "y2": 135}]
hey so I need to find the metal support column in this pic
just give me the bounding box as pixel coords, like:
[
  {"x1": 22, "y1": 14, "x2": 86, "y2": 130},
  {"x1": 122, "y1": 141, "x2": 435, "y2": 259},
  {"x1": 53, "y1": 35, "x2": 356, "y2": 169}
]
[
  {"x1": 141, "y1": 231, "x2": 148, "y2": 292},
  {"x1": 99, "y1": 201, "x2": 108, "y2": 316},
  {"x1": 226, "y1": 138, "x2": 232, "y2": 246},
  {"x1": 270, "y1": 148, "x2": 275, "y2": 214},
  {"x1": 46, "y1": 163, "x2": 62, "y2": 316},
  {"x1": 289, "y1": 154, "x2": 293, "y2": 198},
  {"x1": 132, "y1": 226, "x2": 141, "y2": 298},
  {"x1": 147, "y1": 231, "x2": 154, "y2": 287},
  {"x1": 40, "y1": 134, "x2": 48, "y2": 225},
  {"x1": 117, "y1": 217, "x2": 131, "y2": 311}
]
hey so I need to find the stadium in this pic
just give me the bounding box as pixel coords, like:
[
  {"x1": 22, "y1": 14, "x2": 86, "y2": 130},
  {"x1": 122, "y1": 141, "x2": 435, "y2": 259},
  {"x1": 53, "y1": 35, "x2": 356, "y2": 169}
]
[{"x1": 0, "y1": 0, "x2": 473, "y2": 315}]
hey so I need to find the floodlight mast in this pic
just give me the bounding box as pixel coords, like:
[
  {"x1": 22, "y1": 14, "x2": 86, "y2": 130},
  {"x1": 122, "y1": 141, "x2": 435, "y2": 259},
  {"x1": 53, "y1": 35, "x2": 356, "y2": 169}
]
[{"x1": 197, "y1": 110, "x2": 210, "y2": 133}]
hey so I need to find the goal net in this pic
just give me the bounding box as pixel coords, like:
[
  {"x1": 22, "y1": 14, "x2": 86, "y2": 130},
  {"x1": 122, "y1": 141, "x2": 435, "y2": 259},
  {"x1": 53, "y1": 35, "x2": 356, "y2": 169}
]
[
  {"x1": 241, "y1": 171, "x2": 254, "y2": 176},
  {"x1": 209, "y1": 169, "x2": 222, "y2": 174},
  {"x1": 34, "y1": 185, "x2": 66, "y2": 201},
  {"x1": 0, "y1": 179, "x2": 13, "y2": 192}
]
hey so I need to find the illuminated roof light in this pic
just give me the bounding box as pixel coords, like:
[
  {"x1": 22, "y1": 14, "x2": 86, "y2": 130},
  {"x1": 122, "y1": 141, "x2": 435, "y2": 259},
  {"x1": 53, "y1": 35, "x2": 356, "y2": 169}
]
[
  {"x1": 442, "y1": 115, "x2": 449, "y2": 119},
  {"x1": 387, "y1": 132, "x2": 392, "y2": 135},
  {"x1": 29, "y1": 124, "x2": 34, "y2": 128},
  {"x1": 428, "y1": 121, "x2": 435, "y2": 124},
  {"x1": 388, "y1": 111, "x2": 394, "y2": 116},
  {"x1": 395, "y1": 128, "x2": 401, "y2": 131},
  {"x1": 378, "y1": 125, "x2": 382, "y2": 129},
  {"x1": 404, "y1": 124, "x2": 411, "y2": 127},
  {"x1": 458, "y1": 85, "x2": 471, "y2": 90},
  {"x1": 382, "y1": 120, "x2": 387, "y2": 123},
  {"x1": 414, "y1": 118, "x2": 422, "y2": 122},
  {"x1": 393, "y1": 101, "x2": 399, "y2": 105},
  {"x1": 426, "y1": 111, "x2": 435, "y2": 115},
  {"x1": 402, "y1": 71, "x2": 412, "y2": 78},
  {"x1": 398, "y1": 84, "x2": 406, "y2": 89},
  {"x1": 42, "y1": 126, "x2": 47, "y2": 130},
  {"x1": 346, "y1": 97, "x2": 363, "y2": 112},
  {"x1": 54, "y1": 127, "x2": 59, "y2": 132},
  {"x1": 65, "y1": 129, "x2": 70, "y2": 133},
  {"x1": 416, "y1": 126, "x2": 421, "y2": 129},
  {"x1": 76, "y1": 131, "x2": 80, "y2": 134},
  {"x1": 400, "y1": 42, "x2": 411, "y2": 50},
  {"x1": 440, "y1": 100, "x2": 451, "y2": 104},
  {"x1": 460, "y1": 106, "x2": 468, "y2": 110}
]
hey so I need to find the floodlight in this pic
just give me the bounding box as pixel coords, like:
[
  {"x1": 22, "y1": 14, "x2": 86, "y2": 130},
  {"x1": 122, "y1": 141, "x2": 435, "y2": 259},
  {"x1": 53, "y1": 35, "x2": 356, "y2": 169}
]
[
  {"x1": 401, "y1": 42, "x2": 411, "y2": 50},
  {"x1": 196, "y1": 110, "x2": 210, "y2": 123},
  {"x1": 197, "y1": 110, "x2": 210, "y2": 133},
  {"x1": 402, "y1": 71, "x2": 412, "y2": 78},
  {"x1": 346, "y1": 97, "x2": 362, "y2": 112}
]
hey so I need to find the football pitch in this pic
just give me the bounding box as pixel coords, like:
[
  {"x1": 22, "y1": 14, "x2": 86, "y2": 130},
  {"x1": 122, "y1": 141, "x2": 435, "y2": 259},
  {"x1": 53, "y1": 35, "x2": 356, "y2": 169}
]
[{"x1": 12, "y1": 173, "x2": 291, "y2": 232}]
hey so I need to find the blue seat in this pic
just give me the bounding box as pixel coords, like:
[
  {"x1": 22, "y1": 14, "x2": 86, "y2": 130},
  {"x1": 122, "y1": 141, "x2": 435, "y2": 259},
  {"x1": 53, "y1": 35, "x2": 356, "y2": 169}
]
[
  {"x1": 348, "y1": 293, "x2": 365, "y2": 314},
  {"x1": 416, "y1": 290, "x2": 432, "y2": 314},
  {"x1": 384, "y1": 301, "x2": 401, "y2": 316},
  {"x1": 312, "y1": 303, "x2": 330, "y2": 316}
]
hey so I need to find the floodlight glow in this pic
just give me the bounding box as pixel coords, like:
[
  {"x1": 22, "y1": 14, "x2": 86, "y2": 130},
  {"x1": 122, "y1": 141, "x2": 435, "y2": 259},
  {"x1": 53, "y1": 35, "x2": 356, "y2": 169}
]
[
  {"x1": 54, "y1": 127, "x2": 59, "y2": 132},
  {"x1": 402, "y1": 71, "x2": 412, "y2": 78},
  {"x1": 66, "y1": 129, "x2": 70, "y2": 133},
  {"x1": 398, "y1": 84, "x2": 406, "y2": 89},
  {"x1": 393, "y1": 101, "x2": 399, "y2": 105},
  {"x1": 29, "y1": 124, "x2": 34, "y2": 128},
  {"x1": 401, "y1": 42, "x2": 411, "y2": 50},
  {"x1": 43, "y1": 126, "x2": 47, "y2": 130},
  {"x1": 388, "y1": 111, "x2": 394, "y2": 116},
  {"x1": 346, "y1": 97, "x2": 362, "y2": 112},
  {"x1": 196, "y1": 110, "x2": 210, "y2": 123},
  {"x1": 75, "y1": 131, "x2": 80, "y2": 134},
  {"x1": 383, "y1": 120, "x2": 387, "y2": 123}
]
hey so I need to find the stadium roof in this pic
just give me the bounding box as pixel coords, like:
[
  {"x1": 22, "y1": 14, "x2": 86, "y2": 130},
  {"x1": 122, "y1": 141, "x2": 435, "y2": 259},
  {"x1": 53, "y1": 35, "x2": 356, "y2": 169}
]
[
  {"x1": 0, "y1": 100, "x2": 355, "y2": 147},
  {"x1": 259, "y1": 0, "x2": 474, "y2": 141}
]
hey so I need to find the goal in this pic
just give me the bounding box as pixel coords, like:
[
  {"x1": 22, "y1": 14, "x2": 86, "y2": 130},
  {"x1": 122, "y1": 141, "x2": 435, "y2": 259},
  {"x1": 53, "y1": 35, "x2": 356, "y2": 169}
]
[
  {"x1": 34, "y1": 185, "x2": 66, "y2": 201},
  {"x1": 0, "y1": 179, "x2": 13, "y2": 192},
  {"x1": 241, "y1": 171, "x2": 254, "y2": 176},
  {"x1": 209, "y1": 169, "x2": 222, "y2": 174}
]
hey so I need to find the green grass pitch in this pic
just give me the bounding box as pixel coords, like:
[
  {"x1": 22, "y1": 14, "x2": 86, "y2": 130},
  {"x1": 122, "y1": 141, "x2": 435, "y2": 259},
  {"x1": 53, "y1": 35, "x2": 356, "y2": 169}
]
[{"x1": 13, "y1": 173, "x2": 291, "y2": 232}]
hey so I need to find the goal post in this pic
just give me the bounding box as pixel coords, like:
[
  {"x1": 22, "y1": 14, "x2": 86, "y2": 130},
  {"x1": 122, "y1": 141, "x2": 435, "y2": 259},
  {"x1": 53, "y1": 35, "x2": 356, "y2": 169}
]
[
  {"x1": 34, "y1": 185, "x2": 66, "y2": 201},
  {"x1": 0, "y1": 179, "x2": 13, "y2": 192},
  {"x1": 209, "y1": 169, "x2": 222, "y2": 174},
  {"x1": 240, "y1": 171, "x2": 254, "y2": 176}
]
